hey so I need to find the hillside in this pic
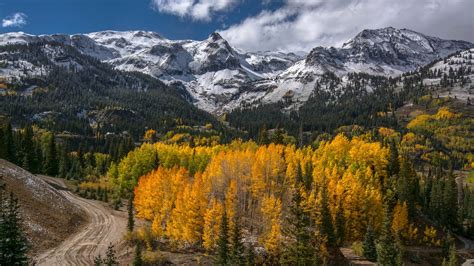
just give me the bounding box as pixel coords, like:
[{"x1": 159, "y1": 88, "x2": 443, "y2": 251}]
[
  {"x1": 0, "y1": 159, "x2": 86, "y2": 256},
  {"x1": 0, "y1": 42, "x2": 224, "y2": 138}
]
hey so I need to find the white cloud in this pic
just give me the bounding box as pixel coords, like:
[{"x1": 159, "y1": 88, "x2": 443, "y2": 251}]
[
  {"x1": 220, "y1": 0, "x2": 474, "y2": 52},
  {"x1": 152, "y1": 0, "x2": 239, "y2": 21},
  {"x1": 2, "y1": 13, "x2": 27, "y2": 28}
]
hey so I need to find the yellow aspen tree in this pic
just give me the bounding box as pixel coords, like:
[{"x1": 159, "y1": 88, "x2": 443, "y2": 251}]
[
  {"x1": 264, "y1": 218, "x2": 282, "y2": 258},
  {"x1": 225, "y1": 179, "x2": 238, "y2": 231},
  {"x1": 183, "y1": 172, "x2": 208, "y2": 244},
  {"x1": 260, "y1": 194, "x2": 282, "y2": 257},
  {"x1": 144, "y1": 129, "x2": 157, "y2": 143},
  {"x1": 166, "y1": 184, "x2": 189, "y2": 243},
  {"x1": 392, "y1": 201, "x2": 409, "y2": 235},
  {"x1": 203, "y1": 198, "x2": 224, "y2": 251}
]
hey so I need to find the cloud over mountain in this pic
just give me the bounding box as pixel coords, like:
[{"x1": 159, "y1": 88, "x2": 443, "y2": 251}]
[
  {"x1": 2, "y1": 13, "x2": 28, "y2": 28},
  {"x1": 219, "y1": 0, "x2": 474, "y2": 52},
  {"x1": 151, "y1": 0, "x2": 239, "y2": 21}
]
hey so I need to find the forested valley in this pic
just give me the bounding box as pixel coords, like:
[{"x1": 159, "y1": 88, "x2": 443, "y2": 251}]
[{"x1": 0, "y1": 42, "x2": 473, "y2": 265}]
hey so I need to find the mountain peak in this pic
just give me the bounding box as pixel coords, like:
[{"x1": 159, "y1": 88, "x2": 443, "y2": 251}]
[
  {"x1": 304, "y1": 26, "x2": 473, "y2": 76},
  {"x1": 209, "y1": 32, "x2": 224, "y2": 42},
  {"x1": 342, "y1": 26, "x2": 423, "y2": 49}
]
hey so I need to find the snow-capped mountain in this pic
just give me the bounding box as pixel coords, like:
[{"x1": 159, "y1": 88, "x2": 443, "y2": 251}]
[
  {"x1": 422, "y1": 48, "x2": 474, "y2": 103},
  {"x1": 252, "y1": 27, "x2": 473, "y2": 110},
  {"x1": 309, "y1": 27, "x2": 472, "y2": 75},
  {"x1": 0, "y1": 27, "x2": 472, "y2": 113}
]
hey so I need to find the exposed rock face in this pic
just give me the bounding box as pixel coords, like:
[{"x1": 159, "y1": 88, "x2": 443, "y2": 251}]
[{"x1": 0, "y1": 27, "x2": 472, "y2": 113}]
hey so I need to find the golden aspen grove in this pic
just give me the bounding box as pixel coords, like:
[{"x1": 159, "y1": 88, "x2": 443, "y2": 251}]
[
  {"x1": 103, "y1": 105, "x2": 474, "y2": 264},
  {"x1": 129, "y1": 136, "x2": 387, "y2": 259}
]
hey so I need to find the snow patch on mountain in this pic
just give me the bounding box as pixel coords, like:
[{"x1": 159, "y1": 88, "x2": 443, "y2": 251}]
[{"x1": 0, "y1": 27, "x2": 472, "y2": 113}]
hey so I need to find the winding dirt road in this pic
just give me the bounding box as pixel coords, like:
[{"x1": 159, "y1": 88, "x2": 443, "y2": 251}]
[{"x1": 34, "y1": 177, "x2": 127, "y2": 266}]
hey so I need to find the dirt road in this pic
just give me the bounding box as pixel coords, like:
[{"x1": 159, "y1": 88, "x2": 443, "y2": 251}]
[{"x1": 34, "y1": 176, "x2": 127, "y2": 266}]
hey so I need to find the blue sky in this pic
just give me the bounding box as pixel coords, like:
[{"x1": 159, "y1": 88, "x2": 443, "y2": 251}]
[
  {"x1": 0, "y1": 0, "x2": 283, "y2": 40},
  {"x1": 1, "y1": 0, "x2": 473, "y2": 52}
]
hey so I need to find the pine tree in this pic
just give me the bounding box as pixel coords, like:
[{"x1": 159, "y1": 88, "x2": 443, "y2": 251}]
[
  {"x1": 422, "y1": 172, "x2": 433, "y2": 211},
  {"x1": 257, "y1": 124, "x2": 269, "y2": 145},
  {"x1": 229, "y1": 217, "x2": 245, "y2": 265},
  {"x1": 321, "y1": 182, "x2": 336, "y2": 247},
  {"x1": 281, "y1": 186, "x2": 316, "y2": 265},
  {"x1": 442, "y1": 232, "x2": 454, "y2": 260},
  {"x1": 94, "y1": 255, "x2": 103, "y2": 266},
  {"x1": 216, "y1": 210, "x2": 229, "y2": 265},
  {"x1": 0, "y1": 193, "x2": 28, "y2": 265},
  {"x1": 303, "y1": 161, "x2": 313, "y2": 191},
  {"x1": 0, "y1": 125, "x2": 6, "y2": 159},
  {"x1": 104, "y1": 243, "x2": 118, "y2": 266},
  {"x1": 443, "y1": 171, "x2": 458, "y2": 229},
  {"x1": 34, "y1": 143, "x2": 43, "y2": 174},
  {"x1": 363, "y1": 225, "x2": 377, "y2": 262},
  {"x1": 58, "y1": 145, "x2": 70, "y2": 179},
  {"x1": 245, "y1": 245, "x2": 255, "y2": 266},
  {"x1": 133, "y1": 244, "x2": 143, "y2": 266},
  {"x1": 128, "y1": 192, "x2": 135, "y2": 232},
  {"x1": 43, "y1": 133, "x2": 59, "y2": 176},
  {"x1": 335, "y1": 201, "x2": 345, "y2": 246},
  {"x1": 20, "y1": 126, "x2": 35, "y2": 172},
  {"x1": 429, "y1": 177, "x2": 442, "y2": 220},
  {"x1": 3, "y1": 123, "x2": 17, "y2": 164},
  {"x1": 398, "y1": 158, "x2": 418, "y2": 218},
  {"x1": 387, "y1": 140, "x2": 399, "y2": 178},
  {"x1": 443, "y1": 244, "x2": 457, "y2": 266},
  {"x1": 377, "y1": 209, "x2": 399, "y2": 266}
]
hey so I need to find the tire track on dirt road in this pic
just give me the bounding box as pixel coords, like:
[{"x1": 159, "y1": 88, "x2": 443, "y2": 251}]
[{"x1": 34, "y1": 177, "x2": 127, "y2": 266}]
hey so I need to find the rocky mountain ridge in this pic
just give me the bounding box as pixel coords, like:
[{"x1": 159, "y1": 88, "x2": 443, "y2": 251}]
[{"x1": 0, "y1": 27, "x2": 472, "y2": 113}]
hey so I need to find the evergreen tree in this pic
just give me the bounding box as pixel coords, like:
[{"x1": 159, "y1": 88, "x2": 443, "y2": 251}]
[
  {"x1": 377, "y1": 209, "x2": 399, "y2": 266},
  {"x1": 335, "y1": 201, "x2": 345, "y2": 246},
  {"x1": 442, "y1": 232, "x2": 454, "y2": 259},
  {"x1": 281, "y1": 186, "x2": 316, "y2": 265},
  {"x1": 127, "y1": 192, "x2": 135, "y2": 232},
  {"x1": 68, "y1": 156, "x2": 84, "y2": 180},
  {"x1": 257, "y1": 124, "x2": 269, "y2": 145},
  {"x1": 58, "y1": 145, "x2": 70, "y2": 178},
  {"x1": 429, "y1": 177, "x2": 442, "y2": 220},
  {"x1": 0, "y1": 193, "x2": 28, "y2": 265},
  {"x1": 363, "y1": 225, "x2": 377, "y2": 262},
  {"x1": 442, "y1": 244, "x2": 457, "y2": 266},
  {"x1": 94, "y1": 255, "x2": 103, "y2": 266},
  {"x1": 303, "y1": 161, "x2": 313, "y2": 191},
  {"x1": 34, "y1": 143, "x2": 43, "y2": 174},
  {"x1": 443, "y1": 171, "x2": 458, "y2": 228},
  {"x1": 216, "y1": 210, "x2": 229, "y2": 265},
  {"x1": 104, "y1": 243, "x2": 118, "y2": 266},
  {"x1": 229, "y1": 217, "x2": 245, "y2": 265},
  {"x1": 0, "y1": 125, "x2": 6, "y2": 159},
  {"x1": 245, "y1": 245, "x2": 255, "y2": 266},
  {"x1": 132, "y1": 244, "x2": 143, "y2": 266},
  {"x1": 43, "y1": 133, "x2": 59, "y2": 176},
  {"x1": 398, "y1": 158, "x2": 418, "y2": 218},
  {"x1": 422, "y1": 172, "x2": 433, "y2": 211},
  {"x1": 20, "y1": 126, "x2": 35, "y2": 173},
  {"x1": 321, "y1": 182, "x2": 336, "y2": 247},
  {"x1": 387, "y1": 140, "x2": 400, "y2": 178},
  {"x1": 3, "y1": 123, "x2": 17, "y2": 164}
]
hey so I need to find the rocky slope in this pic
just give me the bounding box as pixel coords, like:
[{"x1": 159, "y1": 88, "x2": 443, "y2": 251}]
[
  {"x1": 422, "y1": 48, "x2": 474, "y2": 103},
  {"x1": 0, "y1": 27, "x2": 472, "y2": 113},
  {"x1": 0, "y1": 159, "x2": 86, "y2": 256}
]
